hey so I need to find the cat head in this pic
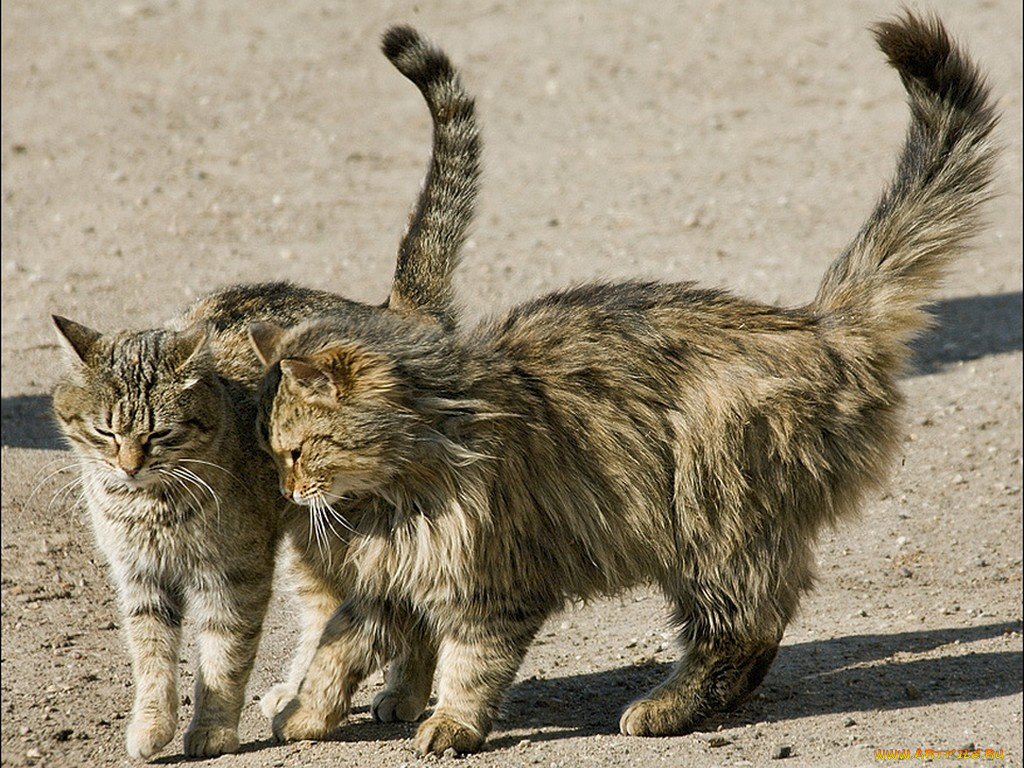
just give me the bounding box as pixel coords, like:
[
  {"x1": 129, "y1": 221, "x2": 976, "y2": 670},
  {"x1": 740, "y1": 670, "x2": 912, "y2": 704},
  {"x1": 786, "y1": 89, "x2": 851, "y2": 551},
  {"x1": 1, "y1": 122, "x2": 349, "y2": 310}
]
[
  {"x1": 52, "y1": 315, "x2": 226, "y2": 494},
  {"x1": 249, "y1": 322, "x2": 418, "y2": 506}
]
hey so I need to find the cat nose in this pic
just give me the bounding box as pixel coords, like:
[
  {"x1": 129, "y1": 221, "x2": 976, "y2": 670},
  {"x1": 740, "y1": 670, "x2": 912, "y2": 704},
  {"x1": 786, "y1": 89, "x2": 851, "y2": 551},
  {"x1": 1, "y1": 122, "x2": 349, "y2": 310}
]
[{"x1": 118, "y1": 438, "x2": 145, "y2": 477}]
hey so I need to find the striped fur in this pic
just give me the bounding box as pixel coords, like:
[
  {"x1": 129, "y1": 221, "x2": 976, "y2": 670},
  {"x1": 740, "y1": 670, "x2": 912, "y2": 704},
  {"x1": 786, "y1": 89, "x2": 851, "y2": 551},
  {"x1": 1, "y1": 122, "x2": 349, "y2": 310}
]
[
  {"x1": 50, "y1": 24, "x2": 480, "y2": 760},
  {"x1": 382, "y1": 24, "x2": 482, "y2": 329},
  {"x1": 254, "y1": 13, "x2": 999, "y2": 755}
]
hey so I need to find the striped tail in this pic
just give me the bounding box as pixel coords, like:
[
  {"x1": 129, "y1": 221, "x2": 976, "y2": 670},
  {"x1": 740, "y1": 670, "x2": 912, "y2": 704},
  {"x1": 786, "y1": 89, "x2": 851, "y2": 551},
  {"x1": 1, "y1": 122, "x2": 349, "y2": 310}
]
[{"x1": 382, "y1": 25, "x2": 482, "y2": 329}]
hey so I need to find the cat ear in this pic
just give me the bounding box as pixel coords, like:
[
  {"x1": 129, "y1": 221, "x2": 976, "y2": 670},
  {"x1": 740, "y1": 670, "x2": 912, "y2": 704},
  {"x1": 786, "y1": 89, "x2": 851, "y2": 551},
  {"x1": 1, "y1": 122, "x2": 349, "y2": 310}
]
[
  {"x1": 310, "y1": 345, "x2": 399, "y2": 399},
  {"x1": 52, "y1": 315, "x2": 102, "y2": 363},
  {"x1": 279, "y1": 357, "x2": 338, "y2": 400},
  {"x1": 249, "y1": 322, "x2": 286, "y2": 368},
  {"x1": 169, "y1": 323, "x2": 210, "y2": 377}
]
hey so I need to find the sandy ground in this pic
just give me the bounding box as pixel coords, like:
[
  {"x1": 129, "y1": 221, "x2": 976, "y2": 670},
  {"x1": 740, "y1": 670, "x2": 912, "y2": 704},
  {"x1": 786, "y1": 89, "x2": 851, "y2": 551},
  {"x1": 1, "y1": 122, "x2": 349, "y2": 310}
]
[{"x1": 2, "y1": 1, "x2": 1022, "y2": 766}]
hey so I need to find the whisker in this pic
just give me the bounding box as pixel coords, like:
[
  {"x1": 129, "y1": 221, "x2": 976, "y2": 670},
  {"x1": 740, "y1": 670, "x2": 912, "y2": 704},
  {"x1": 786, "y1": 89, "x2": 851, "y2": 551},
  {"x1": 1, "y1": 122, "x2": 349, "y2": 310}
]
[
  {"x1": 158, "y1": 469, "x2": 204, "y2": 518},
  {"x1": 314, "y1": 497, "x2": 334, "y2": 567},
  {"x1": 51, "y1": 474, "x2": 86, "y2": 509},
  {"x1": 322, "y1": 499, "x2": 357, "y2": 534},
  {"x1": 178, "y1": 458, "x2": 244, "y2": 488},
  {"x1": 172, "y1": 466, "x2": 222, "y2": 519},
  {"x1": 28, "y1": 455, "x2": 101, "y2": 514}
]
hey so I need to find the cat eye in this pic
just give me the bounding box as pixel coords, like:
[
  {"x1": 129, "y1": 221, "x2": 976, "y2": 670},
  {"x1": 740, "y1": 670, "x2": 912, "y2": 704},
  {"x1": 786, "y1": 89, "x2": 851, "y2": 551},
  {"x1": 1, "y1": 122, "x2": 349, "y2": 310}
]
[
  {"x1": 147, "y1": 428, "x2": 174, "y2": 443},
  {"x1": 95, "y1": 426, "x2": 116, "y2": 439}
]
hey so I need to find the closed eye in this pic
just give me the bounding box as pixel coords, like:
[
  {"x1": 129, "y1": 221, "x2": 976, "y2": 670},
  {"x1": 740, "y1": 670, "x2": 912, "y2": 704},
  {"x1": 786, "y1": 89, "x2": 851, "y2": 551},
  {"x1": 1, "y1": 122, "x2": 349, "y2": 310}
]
[{"x1": 148, "y1": 428, "x2": 174, "y2": 442}]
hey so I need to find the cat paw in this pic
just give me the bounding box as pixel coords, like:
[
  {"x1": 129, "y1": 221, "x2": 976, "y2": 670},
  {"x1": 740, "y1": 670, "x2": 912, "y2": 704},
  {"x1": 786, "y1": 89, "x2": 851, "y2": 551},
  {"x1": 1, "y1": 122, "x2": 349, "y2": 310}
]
[
  {"x1": 619, "y1": 696, "x2": 698, "y2": 737},
  {"x1": 371, "y1": 688, "x2": 428, "y2": 723},
  {"x1": 272, "y1": 697, "x2": 338, "y2": 742},
  {"x1": 412, "y1": 714, "x2": 484, "y2": 756},
  {"x1": 126, "y1": 713, "x2": 176, "y2": 760},
  {"x1": 183, "y1": 725, "x2": 240, "y2": 757},
  {"x1": 260, "y1": 682, "x2": 298, "y2": 719}
]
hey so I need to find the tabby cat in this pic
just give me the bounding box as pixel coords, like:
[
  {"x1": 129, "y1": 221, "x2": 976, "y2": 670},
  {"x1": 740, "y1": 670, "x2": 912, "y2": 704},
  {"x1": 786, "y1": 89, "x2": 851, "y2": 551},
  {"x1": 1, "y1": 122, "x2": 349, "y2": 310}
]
[
  {"x1": 50, "y1": 25, "x2": 479, "y2": 759},
  {"x1": 251, "y1": 13, "x2": 998, "y2": 756}
]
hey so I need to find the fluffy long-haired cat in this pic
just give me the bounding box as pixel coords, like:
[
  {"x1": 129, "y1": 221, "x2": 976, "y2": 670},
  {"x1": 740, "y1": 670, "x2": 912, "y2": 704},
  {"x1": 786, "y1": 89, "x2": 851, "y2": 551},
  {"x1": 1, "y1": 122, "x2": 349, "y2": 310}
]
[
  {"x1": 251, "y1": 13, "x2": 999, "y2": 756},
  {"x1": 50, "y1": 26, "x2": 479, "y2": 759}
]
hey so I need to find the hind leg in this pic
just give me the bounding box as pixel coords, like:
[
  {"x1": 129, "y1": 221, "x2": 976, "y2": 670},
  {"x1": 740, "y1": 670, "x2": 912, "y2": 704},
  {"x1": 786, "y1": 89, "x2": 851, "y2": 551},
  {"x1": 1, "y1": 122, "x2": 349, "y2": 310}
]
[
  {"x1": 621, "y1": 511, "x2": 815, "y2": 736},
  {"x1": 619, "y1": 632, "x2": 780, "y2": 736}
]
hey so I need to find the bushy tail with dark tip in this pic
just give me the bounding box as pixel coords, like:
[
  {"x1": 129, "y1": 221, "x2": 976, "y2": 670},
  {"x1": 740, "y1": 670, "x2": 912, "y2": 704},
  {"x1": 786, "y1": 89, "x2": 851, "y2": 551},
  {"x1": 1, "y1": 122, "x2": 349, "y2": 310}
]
[
  {"x1": 813, "y1": 12, "x2": 999, "y2": 370},
  {"x1": 381, "y1": 25, "x2": 482, "y2": 329}
]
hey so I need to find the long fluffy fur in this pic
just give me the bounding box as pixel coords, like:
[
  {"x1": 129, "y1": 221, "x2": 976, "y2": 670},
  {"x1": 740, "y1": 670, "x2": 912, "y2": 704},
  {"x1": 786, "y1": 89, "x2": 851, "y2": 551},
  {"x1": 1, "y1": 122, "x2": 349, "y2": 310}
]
[{"x1": 255, "y1": 12, "x2": 998, "y2": 757}]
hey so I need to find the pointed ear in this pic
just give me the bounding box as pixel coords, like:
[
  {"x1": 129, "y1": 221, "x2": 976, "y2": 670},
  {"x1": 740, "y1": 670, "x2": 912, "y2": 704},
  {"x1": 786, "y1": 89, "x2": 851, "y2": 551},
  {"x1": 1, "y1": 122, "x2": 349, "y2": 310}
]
[
  {"x1": 279, "y1": 357, "x2": 338, "y2": 400},
  {"x1": 169, "y1": 323, "x2": 210, "y2": 376},
  {"x1": 249, "y1": 322, "x2": 286, "y2": 368},
  {"x1": 308, "y1": 344, "x2": 399, "y2": 399},
  {"x1": 52, "y1": 315, "x2": 102, "y2": 363}
]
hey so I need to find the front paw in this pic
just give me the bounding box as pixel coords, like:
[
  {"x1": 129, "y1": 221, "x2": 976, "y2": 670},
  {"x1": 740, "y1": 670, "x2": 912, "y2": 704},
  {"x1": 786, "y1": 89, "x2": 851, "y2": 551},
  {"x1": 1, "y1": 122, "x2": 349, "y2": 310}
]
[
  {"x1": 371, "y1": 688, "x2": 428, "y2": 723},
  {"x1": 413, "y1": 714, "x2": 483, "y2": 756},
  {"x1": 126, "y1": 712, "x2": 176, "y2": 760},
  {"x1": 272, "y1": 696, "x2": 339, "y2": 742},
  {"x1": 619, "y1": 696, "x2": 698, "y2": 737},
  {"x1": 260, "y1": 682, "x2": 298, "y2": 719},
  {"x1": 183, "y1": 725, "x2": 240, "y2": 757}
]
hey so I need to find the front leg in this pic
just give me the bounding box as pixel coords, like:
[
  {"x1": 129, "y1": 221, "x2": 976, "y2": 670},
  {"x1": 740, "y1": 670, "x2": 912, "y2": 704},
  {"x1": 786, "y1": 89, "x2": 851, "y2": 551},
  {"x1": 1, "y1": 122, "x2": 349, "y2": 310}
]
[
  {"x1": 184, "y1": 570, "x2": 275, "y2": 757},
  {"x1": 414, "y1": 614, "x2": 543, "y2": 756},
  {"x1": 119, "y1": 580, "x2": 184, "y2": 760},
  {"x1": 272, "y1": 600, "x2": 379, "y2": 742},
  {"x1": 261, "y1": 543, "x2": 346, "y2": 719},
  {"x1": 371, "y1": 619, "x2": 438, "y2": 723},
  {"x1": 260, "y1": 594, "x2": 339, "y2": 719}
]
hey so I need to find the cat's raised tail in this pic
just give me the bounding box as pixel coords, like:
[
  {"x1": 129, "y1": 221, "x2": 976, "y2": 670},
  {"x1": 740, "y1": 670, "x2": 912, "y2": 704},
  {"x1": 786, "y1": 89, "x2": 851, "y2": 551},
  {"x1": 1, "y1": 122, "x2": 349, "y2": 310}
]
[
  {"x1": 382, "y1": 25, "x2": 481, "y2": 329},
  {"x1": 812, "y1": 12, "x2": 999, "y2": 369}
]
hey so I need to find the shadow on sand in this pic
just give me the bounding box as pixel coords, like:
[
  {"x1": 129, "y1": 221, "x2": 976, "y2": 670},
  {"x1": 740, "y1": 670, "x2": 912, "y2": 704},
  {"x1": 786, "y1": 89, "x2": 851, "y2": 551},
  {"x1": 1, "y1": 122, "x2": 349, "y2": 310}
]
[
  {"x1": 488, "y1": 620, "x2": 1023, "y2": 747},
  {"x1": 151, "y1": 620, "x2": 1021, "y2": 762}
]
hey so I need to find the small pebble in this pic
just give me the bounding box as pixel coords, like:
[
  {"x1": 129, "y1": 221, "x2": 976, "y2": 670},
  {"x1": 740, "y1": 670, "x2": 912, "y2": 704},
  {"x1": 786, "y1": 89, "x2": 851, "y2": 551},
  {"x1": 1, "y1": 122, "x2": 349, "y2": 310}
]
[
  {"x1": 905, "y1": 684, "x2": 921, "y2": 700},
  {"x1": 843, "y1": 717, "x2": 856, "y2": 727},
  {"x1": 771, "y1": 744, "x2": 793, "y2": 759},
  {"x1": 442, "y1": 747, "x2": 458, "y2": 759}
]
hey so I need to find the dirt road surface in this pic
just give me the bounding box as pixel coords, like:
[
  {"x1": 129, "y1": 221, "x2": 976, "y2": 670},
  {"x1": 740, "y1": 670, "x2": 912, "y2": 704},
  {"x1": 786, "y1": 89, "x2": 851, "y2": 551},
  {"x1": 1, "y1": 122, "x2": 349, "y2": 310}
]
[{"x1": 2, "y1": 1, "x2": 1021, "y2": 766}]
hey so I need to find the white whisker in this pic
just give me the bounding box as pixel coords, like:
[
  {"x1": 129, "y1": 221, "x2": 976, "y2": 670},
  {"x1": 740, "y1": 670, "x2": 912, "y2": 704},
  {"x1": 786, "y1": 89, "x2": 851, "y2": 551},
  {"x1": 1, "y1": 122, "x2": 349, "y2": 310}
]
[
  {"x1": 158, "y1": 469, "x2": 205, "y2": 518},
  {"x1": 179, "y1": 457, "x2": 244, "y2": 488},
  {"x1": 322, "y1": 499, "x2": 357, "y2": 535},
  {"x1": 173, "y1": 466, "x2": 221, "y2": 515}
]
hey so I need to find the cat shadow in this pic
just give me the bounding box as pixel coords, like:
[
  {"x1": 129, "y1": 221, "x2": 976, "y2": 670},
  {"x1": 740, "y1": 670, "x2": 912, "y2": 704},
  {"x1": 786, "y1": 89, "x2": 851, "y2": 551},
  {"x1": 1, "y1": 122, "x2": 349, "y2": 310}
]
[
  {"x1": 156, "y1": 620, "x2": 1020, "y2": 761},
  {"x1": 484, "y1": 620, "x2": 1022, "y2": 748},
  {"x1": 911, "y1": 290, "x2": 1022, "y2": 374},
  {"x1": 1, "y1": 394, "x2": 64, "y2": 450},
  {"x1": 149, "y1": 714, "x2": 421, "y2": 765}
]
